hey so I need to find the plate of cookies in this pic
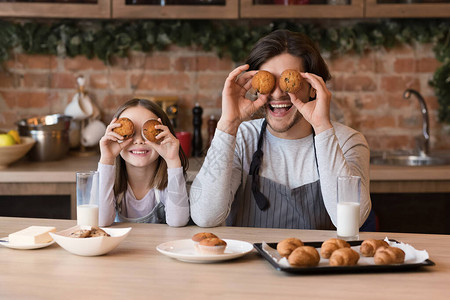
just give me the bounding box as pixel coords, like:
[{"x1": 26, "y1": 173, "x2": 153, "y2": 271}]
[
  {"x1": 50, "y1": 225, "x2": 131, "y2": 256},
  {"x1": 156, "y1": 232, "x2": 254, "y2": 263},
  {"x1": 254, "y1": 237, "x2": 435, "y2": 274}
]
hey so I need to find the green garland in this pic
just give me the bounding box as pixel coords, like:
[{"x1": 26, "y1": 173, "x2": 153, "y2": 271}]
[{"x1": 0, "y1": 19, "x2": 449, "y2": 123}]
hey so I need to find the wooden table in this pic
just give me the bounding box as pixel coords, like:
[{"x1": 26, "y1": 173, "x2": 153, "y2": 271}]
[{"x1": 1, "y1": 217, "x2": 449, "y2": 299}]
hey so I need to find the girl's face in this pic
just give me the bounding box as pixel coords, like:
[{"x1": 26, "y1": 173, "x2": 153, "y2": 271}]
[{"x1": 118, "y1": 105, "x2": 161, "y2": 168}]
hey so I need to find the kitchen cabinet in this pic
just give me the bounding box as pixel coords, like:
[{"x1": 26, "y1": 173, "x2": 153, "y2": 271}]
[
  {"x1": 112, "y1": 0, "x2": 239, "y2": 19},
  {"x1": 365, "y1": 0, "x2": 450, "y2": 18},
  {"x1": 0, "y1": 0, "x2": 111, "y2": 19},
  {"x1": 240, "y1": 0, "x2": 365, "y2": 19},
  {"x1": 0, "y1": 0, "x2": 449, "y2": 19}
]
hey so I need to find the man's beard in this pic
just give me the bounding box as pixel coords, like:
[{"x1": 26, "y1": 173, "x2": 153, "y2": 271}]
[{"x1": 265, "y1": 109, "x2": 303, "y2": 133}]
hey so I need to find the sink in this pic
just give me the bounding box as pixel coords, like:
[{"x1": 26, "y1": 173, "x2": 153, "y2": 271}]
[{"x1": 370, "y1": 155, "x2": 450, "y2": 166}]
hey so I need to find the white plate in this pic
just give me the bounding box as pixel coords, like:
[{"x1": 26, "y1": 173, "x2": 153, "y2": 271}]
[
  {"x1": 156, "y1": 239, "x2": 254, "y2": 263},
  {"x1": 0, "y1": 237, "x2": 55, "y2": 250}
]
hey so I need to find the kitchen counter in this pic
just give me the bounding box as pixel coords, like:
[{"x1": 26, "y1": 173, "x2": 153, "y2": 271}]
[
  {"x1": 1, "y1": 217, "x2": 450, "y2": 299},
  {"x1": 1, "y1": 155, "x2": 450, "y2": 219}
]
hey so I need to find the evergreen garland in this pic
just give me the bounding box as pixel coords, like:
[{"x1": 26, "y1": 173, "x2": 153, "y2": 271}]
[{"x1": 0, "y1": 19, "x2": 448, "y2": 123}]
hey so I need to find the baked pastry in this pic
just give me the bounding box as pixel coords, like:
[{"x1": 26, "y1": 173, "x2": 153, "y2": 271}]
[
  {"x1": 320, "y1": 238, "x2": 350, "y2": 259},
  {"x1": 288, "y1": 246, "x2": 320, "y2": 267},
  {"x1": 89, "y1": 227, "x2": 110, "y2": 237},
  {"x1": 113, "y1": 117, "x2": 135, "y2": 139},
  {"x1": 197, "y1": 238, "x2": 227, "y2": 255},
  {"x1": 279, "y1": 69, "x2": 304, "y2": 93},
  {"x1": 329, "y1": 248, "x2": 360, "y2": 266},
  {"x1": 70, "y1": 229, "x2": 91, "y2": 238},
  {"x1": 142, "y1": 119, "x2": 163, "y2": 143},
  {"x1": 192, "y1": 232, "x2": 218, "y2": 243},
  {"x1": 277, "y1": 238, "x2": 304, "y2": 257},
  {"x1": 360, "y1": 239, "x2": 389, "y2": 257},
  {"x1": 374, "y1": 246, "x2": 405, "y2": 265},
  {"x1": 251, "y1": 70, "x2": 275, "y2": 94}
]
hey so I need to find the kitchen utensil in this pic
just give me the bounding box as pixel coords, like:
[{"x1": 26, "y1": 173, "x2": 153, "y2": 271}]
[{"x1": 16, "y1": 114, "x2": 72, "y2": 161}]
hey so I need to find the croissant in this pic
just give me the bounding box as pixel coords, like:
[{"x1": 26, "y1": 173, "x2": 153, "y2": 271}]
[
  {"x1": 374, "y1": 246, "x2": 405, "y2": 265},
  {"x1": 360, "y1": 239, "x2": 389, "y2": 257},
  {"x1": 277, "y1": 238, "x2": 304, "y2": 257},
  {"x1": 288, "y1": 246, "x2": 320, "y2": 267},
  {"x1": 329, "y1": 248, "x2": 360, "y2": 266},
  {"x1": 320, "y1": 238, "x2": 350, "y2": 259}
]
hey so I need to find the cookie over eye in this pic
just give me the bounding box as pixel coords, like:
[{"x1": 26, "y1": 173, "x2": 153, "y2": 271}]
[
  {"x1": 112, "y1": 117, "x2": 135, "y2": 139},
  {"x1": 142, "y1": 119, "x2": 163, "y2": 143},
  {"x1": 251, "y1": 70, "x2": 275, "y2": 94},
  {"x1": 279, "y1": 69, "x2": 303, "y2": 93}
]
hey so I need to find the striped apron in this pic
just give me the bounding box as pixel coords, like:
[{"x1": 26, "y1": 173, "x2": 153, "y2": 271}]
[{"x1": 226, "y1": 119, "x2": 334, "y2": 230}]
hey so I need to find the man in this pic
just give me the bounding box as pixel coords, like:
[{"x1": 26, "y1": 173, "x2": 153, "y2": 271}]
[{"x1": 190, "y1": 29, "x2": 371, "y2": 229}]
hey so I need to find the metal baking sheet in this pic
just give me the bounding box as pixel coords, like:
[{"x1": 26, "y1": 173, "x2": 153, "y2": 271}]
[{"x1": 253, "y1": 240, "x2": 435, "y2": 274}]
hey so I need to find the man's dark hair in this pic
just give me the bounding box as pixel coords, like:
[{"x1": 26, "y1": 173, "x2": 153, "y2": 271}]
[{"x1": 245, "y1": 29, "x2": 331, "y2": 82}]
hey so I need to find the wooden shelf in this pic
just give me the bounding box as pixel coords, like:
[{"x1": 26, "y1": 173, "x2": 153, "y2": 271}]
[
  {"x1": 240, "y1": 0, "x2": 365, "y2": 18},
  {"x1": 365, "y1": 0, "x2": 450, "y2": 18},
  {"x1": 0, "y1": 0, "x2": 111, "y2": 19},
  {"x1": 112, "y1": 0, "x2": 238, "y2": 19}
]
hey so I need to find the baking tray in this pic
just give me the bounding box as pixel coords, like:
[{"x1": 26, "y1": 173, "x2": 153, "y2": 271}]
[{"x1": 253, "y1": 240, "x2": 435, "y2": 274}]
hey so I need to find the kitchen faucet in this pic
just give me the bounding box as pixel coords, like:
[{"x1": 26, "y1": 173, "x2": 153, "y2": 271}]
[{"x1": 403, "y1": 89, "x2": 430, "y2": 156}]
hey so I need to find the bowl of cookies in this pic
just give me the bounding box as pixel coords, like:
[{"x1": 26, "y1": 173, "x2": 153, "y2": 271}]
[{"x1": 50, "y1": 225, "x2": 131, "y2": 256}]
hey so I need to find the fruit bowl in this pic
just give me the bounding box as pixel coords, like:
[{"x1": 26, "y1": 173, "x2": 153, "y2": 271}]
[{"x1": 0, "y1": 136, "x2": 35, "y2": 169}]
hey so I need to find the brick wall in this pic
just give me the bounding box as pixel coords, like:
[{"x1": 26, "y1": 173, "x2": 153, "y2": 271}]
[{"x1": 1, "y1": 43, "x2": 449, "y2": 152}]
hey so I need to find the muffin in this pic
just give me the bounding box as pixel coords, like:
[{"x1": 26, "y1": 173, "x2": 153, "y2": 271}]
[
  {"x1": 142, "y1": 119, "x2": 163, "y2": 143},
  {"x1": 197, "y1": 238, "x2": 227, "y2": 255},
  {"x1": 112, "y1": 117, "x2": 135, "y2": 139},
  {"x1": 251, "y1": 70, "x2": 275, "y2": 94},
  {"x1": 279, "y1": 69, "x2": 303, "y2": 93}
]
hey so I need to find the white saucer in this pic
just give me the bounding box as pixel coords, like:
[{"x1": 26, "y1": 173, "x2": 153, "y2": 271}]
[
  {"x1": 0, "y1": 237, "x2": 55, "y2": 250},
  {"x1": 156, "y1": 239, "x2": 254, "y2": 263}
]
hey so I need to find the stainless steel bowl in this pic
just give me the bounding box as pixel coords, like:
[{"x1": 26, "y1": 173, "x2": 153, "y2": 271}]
[{"x1": 16, "y1": 114, "x2": 72, "y2": 161}]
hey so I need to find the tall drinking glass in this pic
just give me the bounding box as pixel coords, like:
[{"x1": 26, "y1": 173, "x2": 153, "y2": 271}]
[
  {"x1": 337, "y1": 175, "x2": 361, "y2": 240},
  {"x1": 76, "y1": 171, "x2": 99, "y2": 227}
]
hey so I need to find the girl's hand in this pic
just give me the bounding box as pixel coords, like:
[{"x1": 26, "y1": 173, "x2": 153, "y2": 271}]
[
  {"x1": 99, "y1": 118, "x2": 133, "y2": 165},
  {"x1": 151, "y1": 119, "x2": 181, "y2": 169},
  {"x1": 217, "y1": 64, "x2": 266, "y2": 136},
  {"x1": 289, "y1": 72, "x2": 333, "y2": 134}
]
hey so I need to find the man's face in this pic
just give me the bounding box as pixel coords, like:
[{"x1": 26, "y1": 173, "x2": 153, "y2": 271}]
[{"x1": 259, "y1": 53, "x2": 314, "y2": 138}]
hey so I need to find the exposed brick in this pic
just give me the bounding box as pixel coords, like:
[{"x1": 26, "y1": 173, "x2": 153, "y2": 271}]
[
  {"x1": 386, "y1": 44, "x2": 414, "y2": 56},
  {"x1": 1, "y1": 91, "x2": 51, "y2": 109},
  {"x1": 50, "y1": 73, "x2": 77, "y2": 89},
  {"x1": 328, "y1": 76, "x2": 344, "y2": 91},
  {"x1": 196, "y1": 56, "x2": 233, "y2": 71},
  {"x1": 394, "y1": 58, "x2": 416, "y2": 73},
  {"x1": 357, "y1": 55, "x2": 375, "y2": 72},
  {"x1": 23, "y1": 73, "x2": 50, "y2": 88},
  {"x1": 344, "y1": 75, "x2": 377, "y2": 91},
  {"x1": 89, "y1": 74, "x2": 109, "y2": 89},
  {"x1": 0, "y1": 73, "x2": 20, "y2": 88},
  {"x1": 417, "y1": 58, "x2": 441, "y2": 73},
  {"x1": 356, "y1": 115, "x2": 396, "y2": 130},
  {"x1": 64, "y1": 56, "x2": 106, "y2": 71},
  {"x1": 6, "y1": 54, "x2": 57, "y2": 70},
  {"x1": 381, "y1": 76, "x2": 420, "y2": 93},
  {"x1": 131, "y1": 73, "x2": 190, "y2": 91},
  {"x1": 174, "y1": 57, "x2": 197, "y2": 72},
  {"x1": 197, "y1": 73, "x2": 226, "y2": 90},
  {"x1": 144, "y1": 55, "x2": 171, "y2": 70},
  {"x1": 327, "y1": 57, "x2": 354, "y2": 72}
]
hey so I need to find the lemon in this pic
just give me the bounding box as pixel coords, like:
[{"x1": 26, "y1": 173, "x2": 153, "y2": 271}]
[
  {"x1": 7, "y1": 130, "x2": 21, "y2": 144},
  {"x1": 0, "y1": 133, "x2": 16, "y2": 146}
]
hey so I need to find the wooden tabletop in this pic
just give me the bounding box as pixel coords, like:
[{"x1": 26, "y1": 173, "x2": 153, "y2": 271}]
[{"x1": 1, "y1": 217, "x2": 449, "y2": 299}]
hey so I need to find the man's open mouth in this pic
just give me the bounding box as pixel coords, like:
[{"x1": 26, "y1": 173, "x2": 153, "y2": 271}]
[{"x1": 268, "y1": 103, "x2": 293, "y2": 113}]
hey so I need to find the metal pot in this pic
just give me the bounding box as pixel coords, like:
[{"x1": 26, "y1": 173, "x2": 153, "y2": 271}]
[{"x1": 16, "y1": 114, "x2": 72, "y2": 161}]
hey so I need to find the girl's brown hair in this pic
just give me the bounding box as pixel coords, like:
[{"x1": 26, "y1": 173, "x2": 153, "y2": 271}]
[
  {"x1": 245, "y1": 29, "x2": 331, "y2": 82},
  {"x1": 112, "y1": 98, "x2": 188, "y2": 197}
]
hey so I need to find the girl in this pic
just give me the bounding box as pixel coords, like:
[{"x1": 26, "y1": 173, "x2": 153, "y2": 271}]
[{"x1": 98, "y1": 98, "x2": 190, "y2": 227}]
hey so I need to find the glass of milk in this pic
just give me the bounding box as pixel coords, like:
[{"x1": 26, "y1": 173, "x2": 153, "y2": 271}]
[
  {"x1": 76, "y1": 171, "x2": 99, "y2": 227},
  {"x1": 337, "y1": 176, "x2": 361, "y2": 240}
]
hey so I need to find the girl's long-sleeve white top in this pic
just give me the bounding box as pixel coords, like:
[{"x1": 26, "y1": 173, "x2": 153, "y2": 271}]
[
  {"x1": 98, "y1": 163, "x2": 190, "y2": 227},
  {"x1": 190, "y1": 119, "x2": 371, "y2": 228}
]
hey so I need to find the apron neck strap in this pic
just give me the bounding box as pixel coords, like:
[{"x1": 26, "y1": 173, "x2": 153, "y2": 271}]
[{"x1": 249, "y1": 119, "x2": 269, "y2": 210}]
